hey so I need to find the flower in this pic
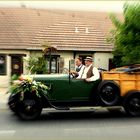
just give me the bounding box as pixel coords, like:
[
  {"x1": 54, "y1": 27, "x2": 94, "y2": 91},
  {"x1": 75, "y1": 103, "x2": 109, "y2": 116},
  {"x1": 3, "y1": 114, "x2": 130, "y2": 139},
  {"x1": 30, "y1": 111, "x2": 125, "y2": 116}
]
[
  {"x1": 19, "y1": 75, "x2": 33, "y2": 83},
  {"x1": 9, "y1": 75, "x2": 50, "y2": 101}
]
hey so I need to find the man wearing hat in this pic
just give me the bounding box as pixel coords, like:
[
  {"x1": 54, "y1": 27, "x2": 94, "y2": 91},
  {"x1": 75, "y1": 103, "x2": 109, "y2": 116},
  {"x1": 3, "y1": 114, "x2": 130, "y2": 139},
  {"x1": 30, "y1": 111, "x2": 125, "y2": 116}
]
[{"x1": 77, "y1": 56, "x2": 100, "y2": 82}]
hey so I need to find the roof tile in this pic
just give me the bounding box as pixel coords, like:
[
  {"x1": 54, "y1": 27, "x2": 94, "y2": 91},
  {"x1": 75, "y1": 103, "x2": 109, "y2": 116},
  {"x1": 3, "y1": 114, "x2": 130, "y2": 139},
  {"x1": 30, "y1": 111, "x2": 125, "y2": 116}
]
[{"x1": 0, "y1": 8, "x2": 122, "y2": 51}]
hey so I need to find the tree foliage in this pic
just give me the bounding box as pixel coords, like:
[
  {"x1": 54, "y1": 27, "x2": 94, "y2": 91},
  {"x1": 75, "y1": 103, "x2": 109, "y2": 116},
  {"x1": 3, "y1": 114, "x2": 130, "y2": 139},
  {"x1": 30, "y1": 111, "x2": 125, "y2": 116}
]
[
  {"x1": 109, "y1": 2, "x2": 140, "y2": 67},
  {"x1": 42, "y1": 41, "x2": 57, "y2": 54}
]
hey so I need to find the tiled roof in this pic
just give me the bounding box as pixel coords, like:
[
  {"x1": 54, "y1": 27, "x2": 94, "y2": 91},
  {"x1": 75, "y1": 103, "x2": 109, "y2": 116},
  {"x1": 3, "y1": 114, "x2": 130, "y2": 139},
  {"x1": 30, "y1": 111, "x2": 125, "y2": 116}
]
[{"x1": 0, "y1": 8, "x2": 122, "y2": 51}]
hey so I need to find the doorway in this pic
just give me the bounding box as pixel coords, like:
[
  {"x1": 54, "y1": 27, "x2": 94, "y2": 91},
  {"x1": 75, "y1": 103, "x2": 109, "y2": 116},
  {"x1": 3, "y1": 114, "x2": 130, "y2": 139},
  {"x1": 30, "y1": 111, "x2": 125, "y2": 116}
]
[
  {"x1": 109, "y1": 58, "x2": 116, "y2": 70},
  {"x1": 11, "y1": 55, "x2": 23, "y2": 76},
  {"x1": 79, "y1": 55, "x2": 92, "y2": 65}
]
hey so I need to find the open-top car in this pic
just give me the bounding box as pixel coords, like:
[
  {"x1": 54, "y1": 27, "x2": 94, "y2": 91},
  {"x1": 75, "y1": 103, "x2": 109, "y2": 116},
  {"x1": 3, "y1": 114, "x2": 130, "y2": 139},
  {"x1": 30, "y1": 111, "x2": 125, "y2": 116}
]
[{"x1": 8, "y1": 65, "x2": 140, "y2": 120}]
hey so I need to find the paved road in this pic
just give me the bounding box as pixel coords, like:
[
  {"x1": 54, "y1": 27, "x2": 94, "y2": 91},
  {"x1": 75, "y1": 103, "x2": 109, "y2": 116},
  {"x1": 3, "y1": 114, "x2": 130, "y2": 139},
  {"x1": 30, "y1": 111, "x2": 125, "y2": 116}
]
[{"x1": 0, "y1": 108, "x2": 140, "y2": 140}]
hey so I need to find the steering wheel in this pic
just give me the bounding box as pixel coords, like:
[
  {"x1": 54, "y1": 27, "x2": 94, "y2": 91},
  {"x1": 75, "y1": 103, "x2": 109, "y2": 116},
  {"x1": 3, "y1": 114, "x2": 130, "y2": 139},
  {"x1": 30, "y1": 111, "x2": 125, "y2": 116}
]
[{"x1": 62, "y1": 68, "x2": 76, "y2": 78}]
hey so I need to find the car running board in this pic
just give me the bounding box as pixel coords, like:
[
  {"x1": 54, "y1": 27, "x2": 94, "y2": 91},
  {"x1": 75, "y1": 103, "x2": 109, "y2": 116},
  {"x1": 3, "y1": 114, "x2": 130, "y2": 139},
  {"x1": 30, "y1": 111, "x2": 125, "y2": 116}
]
[
  {"x1": 52, "y1": 106, "x2": 70, "y2": 110},
  {"x1": 48, "y1": 100, "x2": 70, "y2": 110},
  {"x1": 43, "y1": 94, "x2": 70, "y2": 110}
]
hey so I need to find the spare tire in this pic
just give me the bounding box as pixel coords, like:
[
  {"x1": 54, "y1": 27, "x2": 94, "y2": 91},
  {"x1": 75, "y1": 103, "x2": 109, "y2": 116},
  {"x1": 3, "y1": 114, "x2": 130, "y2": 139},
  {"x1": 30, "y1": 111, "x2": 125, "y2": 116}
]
[{"x1": 97, "y1": 80, "x2": 120, "y2": 106}]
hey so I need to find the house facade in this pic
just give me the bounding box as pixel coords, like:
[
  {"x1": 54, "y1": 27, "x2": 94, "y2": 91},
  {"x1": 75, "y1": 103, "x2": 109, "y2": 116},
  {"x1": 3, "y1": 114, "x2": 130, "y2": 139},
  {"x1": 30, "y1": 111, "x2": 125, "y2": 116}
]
[{"x1": 0, "y1": 8, "x2": 122, "y2": 87}]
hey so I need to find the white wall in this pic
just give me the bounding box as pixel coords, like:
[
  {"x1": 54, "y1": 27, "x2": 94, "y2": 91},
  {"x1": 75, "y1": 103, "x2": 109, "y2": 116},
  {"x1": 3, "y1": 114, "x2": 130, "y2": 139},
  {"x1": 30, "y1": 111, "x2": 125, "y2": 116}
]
[
  {"x1": 22, "y1": 52, "x2": 30, "y2": 74},
  {"x1": 64, "y1": 52, "x2": 113, "y2": 70},
  {"x1": 94, "y1": 52, "x2": 113, "y2": 70},
  {"x1": 0, "y1": 55, "x2": 10, "y2": 87},
  {"x1": 59, "y1": 51, "x2": 73, "y2": 69}
]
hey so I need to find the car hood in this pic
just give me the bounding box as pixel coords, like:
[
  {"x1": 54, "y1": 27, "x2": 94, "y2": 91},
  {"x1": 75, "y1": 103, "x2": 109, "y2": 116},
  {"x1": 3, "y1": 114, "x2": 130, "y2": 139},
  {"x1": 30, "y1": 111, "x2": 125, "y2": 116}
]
[{"x1": 30, "y1": 74, "x2": 69, "y2": 81}]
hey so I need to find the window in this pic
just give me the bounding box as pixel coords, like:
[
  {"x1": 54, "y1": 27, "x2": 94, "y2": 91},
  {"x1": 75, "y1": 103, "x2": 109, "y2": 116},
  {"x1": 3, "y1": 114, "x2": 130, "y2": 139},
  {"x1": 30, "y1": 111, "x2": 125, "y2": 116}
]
[
  {"x1": 45, "y1": 55, "x2": 60, "y2": 74},
  {"x1": 0, "y1": 55, "x2": 6, "y2": 75},
  {"x1": 51, "y1": 58, "x2": 57, "y2": 73}
]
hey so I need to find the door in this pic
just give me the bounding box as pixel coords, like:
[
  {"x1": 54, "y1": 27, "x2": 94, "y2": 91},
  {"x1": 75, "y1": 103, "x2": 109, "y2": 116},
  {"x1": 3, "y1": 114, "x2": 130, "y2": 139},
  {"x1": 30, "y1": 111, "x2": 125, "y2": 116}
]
[
  {"x1": 109, "y1": 58, "x2": 116, "y2": 70},
  {"x1": 11, "y1": 56, "x2": 23, "y2": 76}
]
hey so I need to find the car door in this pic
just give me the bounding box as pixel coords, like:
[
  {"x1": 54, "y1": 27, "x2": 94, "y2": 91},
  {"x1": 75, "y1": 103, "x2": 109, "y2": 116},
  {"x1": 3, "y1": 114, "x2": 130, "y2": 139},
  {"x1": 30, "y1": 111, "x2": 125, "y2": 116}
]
[
  {"x1": 49, "y1": 77, "x2": 100, "y2": 101},
  {"x1": 69, "y1": 79, "x2": 100, "y2": 101}
]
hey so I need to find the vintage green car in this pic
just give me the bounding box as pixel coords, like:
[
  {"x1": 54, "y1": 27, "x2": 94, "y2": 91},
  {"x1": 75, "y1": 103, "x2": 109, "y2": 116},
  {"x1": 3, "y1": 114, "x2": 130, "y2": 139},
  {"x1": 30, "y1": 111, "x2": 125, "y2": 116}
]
[{"x1": 8, "y1": 66, "x2": 140, "y2": 120}]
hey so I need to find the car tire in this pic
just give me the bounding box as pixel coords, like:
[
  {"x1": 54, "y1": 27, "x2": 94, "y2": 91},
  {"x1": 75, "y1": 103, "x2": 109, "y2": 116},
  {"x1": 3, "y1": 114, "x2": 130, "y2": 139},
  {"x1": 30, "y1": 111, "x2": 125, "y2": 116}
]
[
  {"x1": 123, "y1": 91, "x2": 140, "y2": 117},
  {"x1": 16, "y1": 96, "x2": 42, "y2": 120},
  {"x1": 8, "y1": 93, "x2": 20, "y2": 113},
  {"x1": 97, "y1": 80, "x2": 120, "y2": 106}
]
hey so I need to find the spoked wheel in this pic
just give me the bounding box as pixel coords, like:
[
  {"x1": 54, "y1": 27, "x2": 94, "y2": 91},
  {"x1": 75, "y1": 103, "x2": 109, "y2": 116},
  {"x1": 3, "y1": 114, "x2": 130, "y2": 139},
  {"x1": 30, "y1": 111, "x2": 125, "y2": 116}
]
[
  {"x1": 17, "y1": 97, "x2": 42, "y2": 120},
  {"x1": 97, "y1": 81, "x2": 120, "y2": 106},
  {"x1": 123, "y1": 92, "x2": 140, "y2": 116}
]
